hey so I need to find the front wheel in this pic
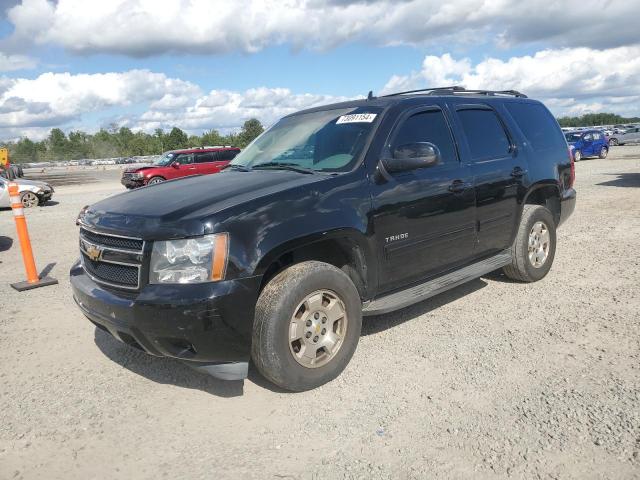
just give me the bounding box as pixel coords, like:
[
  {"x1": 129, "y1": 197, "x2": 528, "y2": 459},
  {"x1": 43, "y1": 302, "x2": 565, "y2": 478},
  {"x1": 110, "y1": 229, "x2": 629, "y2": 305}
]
[
  {"x1": 147, "y1": 176, "x2": 165, "y2": 185},
  {"x1": 503, "y1": 205, "x2": 557, "y2": 282},
  {"x1": 20, "y1": 191, "x2": 39, "y2": 208},
  {"x1": 573, "y1": 150, "x2": 582, "y2": 162},
  {"x1": 599, "y1": 146, "x2": 608, "y2": 159},
  {"x1": 252, "y1": 261, "x2": 362, "y2": 391},
  {"x1": 608, "y1": 138, "x2": 618, "y2": 146}
]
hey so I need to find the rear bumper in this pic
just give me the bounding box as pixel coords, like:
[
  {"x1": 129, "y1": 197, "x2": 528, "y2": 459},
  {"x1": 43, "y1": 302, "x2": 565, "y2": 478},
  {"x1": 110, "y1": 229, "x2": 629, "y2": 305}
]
[
  {"x1": 558, "y1": 187, "x2": 576, "y2": 226},
  {"x1": 70, "y1": 260, "x2": 261, "y2": 378}
]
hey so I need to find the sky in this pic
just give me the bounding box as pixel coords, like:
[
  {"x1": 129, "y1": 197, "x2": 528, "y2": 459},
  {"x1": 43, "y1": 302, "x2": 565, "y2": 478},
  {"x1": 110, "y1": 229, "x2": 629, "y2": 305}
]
[{"x1": 0, "y1": 0, "x2": 638, "y2": 141}]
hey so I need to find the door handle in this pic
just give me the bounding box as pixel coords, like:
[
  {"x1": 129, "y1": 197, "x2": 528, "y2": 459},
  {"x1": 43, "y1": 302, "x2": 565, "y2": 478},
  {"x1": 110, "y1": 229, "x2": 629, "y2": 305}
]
[
  {"x1": 448, "y1": 180, "x2": 471, "y2": 193},
  {"x1": 510, "y1": 167, "x2": 527, "y2": 178}
]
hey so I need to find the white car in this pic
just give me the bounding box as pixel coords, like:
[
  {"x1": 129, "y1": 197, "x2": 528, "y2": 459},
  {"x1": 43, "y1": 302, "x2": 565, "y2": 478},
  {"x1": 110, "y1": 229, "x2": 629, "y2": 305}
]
[{"x1": 0, "y1": 176, "x2": 54, "y2": 208}]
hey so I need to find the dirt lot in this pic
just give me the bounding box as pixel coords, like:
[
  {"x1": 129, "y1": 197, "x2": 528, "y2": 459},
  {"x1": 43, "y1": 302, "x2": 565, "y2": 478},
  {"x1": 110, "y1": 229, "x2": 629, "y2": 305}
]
[{"x1": 1, "y1": 148, "x2": 639, "y2": 479}]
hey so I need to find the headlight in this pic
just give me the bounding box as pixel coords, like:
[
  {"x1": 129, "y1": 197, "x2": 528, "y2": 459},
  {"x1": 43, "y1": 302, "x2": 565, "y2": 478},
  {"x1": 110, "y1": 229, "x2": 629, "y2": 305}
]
[
  {"x1": 150, "y1": 233, "x2": 229, "y2": 284},
  {"x1": 129, "y1": 172, "x2": 143, "y2": 179}
]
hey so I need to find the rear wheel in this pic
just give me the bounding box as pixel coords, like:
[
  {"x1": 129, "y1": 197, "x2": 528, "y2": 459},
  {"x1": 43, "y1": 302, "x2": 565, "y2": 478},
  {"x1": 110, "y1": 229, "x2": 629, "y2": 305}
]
[
  {"x1": 503, "y1": 205, "x2": 556, "y2": 282},
  {"x1": 20, "y1": 191, "x2": 39, "y2": 208},
  {"x1": 608, "y1": 138, "x2": 618, "y2": 146},
  {"x1": 252, "y1": 261, "x2": 362, "y2": 391},
  {"x1": 147, "y1": 176, "x2": 165, "y2": 185},
  {"x1": 573, "y1": 150, "x2": 582, "y2": 162},
  {"x1": 599, "y1": 146, "x2": 608, "y2": 159}
]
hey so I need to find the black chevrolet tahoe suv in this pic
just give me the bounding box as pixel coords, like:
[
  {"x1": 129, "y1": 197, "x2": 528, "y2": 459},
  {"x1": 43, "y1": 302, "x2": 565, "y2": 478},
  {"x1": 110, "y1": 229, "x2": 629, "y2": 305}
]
[{"x1": 71, "y1": 87, "x2": 576, "y2": 391}]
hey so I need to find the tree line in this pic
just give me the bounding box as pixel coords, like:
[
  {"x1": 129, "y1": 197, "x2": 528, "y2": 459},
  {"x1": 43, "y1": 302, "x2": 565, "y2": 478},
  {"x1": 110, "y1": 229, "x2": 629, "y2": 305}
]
[
  {"x1": 5, "y1": 111, "x2": 640, "y2": 163},
  {"x1": 556, "y1": 112, "x2": 640, "y2": 128},
  {"x1": 4, "y1": 118, "x2": 264, "y2": 163}
]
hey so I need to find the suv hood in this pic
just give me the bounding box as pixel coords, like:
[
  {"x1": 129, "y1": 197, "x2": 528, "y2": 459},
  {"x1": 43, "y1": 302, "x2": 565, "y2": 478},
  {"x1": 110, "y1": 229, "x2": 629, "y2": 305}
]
[
  {"x1": 125, "y1": 164, "x2": 156, "y2": 173},
  {"x1": 82, "y1": 170, "x2": 324, "y2": 238}
]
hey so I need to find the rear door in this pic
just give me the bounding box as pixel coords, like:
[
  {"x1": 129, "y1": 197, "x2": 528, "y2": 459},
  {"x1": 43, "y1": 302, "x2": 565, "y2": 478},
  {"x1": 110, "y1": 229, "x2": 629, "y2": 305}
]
[
  {"x1": 193, "y1": 152, "x2": 216, "y2": 174},
  {"x1": 214, "y1": 149, "x2": 240, "y2": 170},
  {"x1": 451, "y1": 102, "x2": 523, "y2": 256}
]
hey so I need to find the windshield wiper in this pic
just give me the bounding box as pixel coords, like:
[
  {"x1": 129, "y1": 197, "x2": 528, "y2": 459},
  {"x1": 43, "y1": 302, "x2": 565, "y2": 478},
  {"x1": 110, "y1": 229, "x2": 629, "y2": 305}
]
[
  {"x1": 251, "y1": 162, "x2": 317, "y2": 174},
  {"x1": 222, "y1": 164, "x2": 252, "y2": 172}
]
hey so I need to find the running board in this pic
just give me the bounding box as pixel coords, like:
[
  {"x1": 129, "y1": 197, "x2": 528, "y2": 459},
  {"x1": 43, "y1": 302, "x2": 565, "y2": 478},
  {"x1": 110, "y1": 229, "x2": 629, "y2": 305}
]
[{"x1": 363, "y1": 250, "x2": 512, "y2": 316}]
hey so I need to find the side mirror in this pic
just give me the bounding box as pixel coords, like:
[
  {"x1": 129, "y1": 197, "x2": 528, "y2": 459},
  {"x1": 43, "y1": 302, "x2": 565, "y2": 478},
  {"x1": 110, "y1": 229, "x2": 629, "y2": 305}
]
[
  {"x1": 383, "y1": 142, "x2": 440, "y2": 173},
  {"x1": 171, "y1": 161, "x2": 180, "y2": 169}
]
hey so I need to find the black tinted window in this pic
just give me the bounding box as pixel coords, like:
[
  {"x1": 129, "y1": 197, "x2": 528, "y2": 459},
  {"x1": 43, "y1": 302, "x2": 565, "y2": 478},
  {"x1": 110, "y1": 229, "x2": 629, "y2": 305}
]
[
  {"x1": 217, "y1": 149, "x2": 240, "y2": 161},
  {"x1": 506, "y1": 102, "x2": 566, "y2": 152},
  {"x1": 194, "y1": 153, "x2": 214, "y2": 163},
  {"x1": 458, "y1": 108, "x2": 510, "y2": 161},
  {"x1": 392, "y1": 110, "x2": 457, "y2": 164}
]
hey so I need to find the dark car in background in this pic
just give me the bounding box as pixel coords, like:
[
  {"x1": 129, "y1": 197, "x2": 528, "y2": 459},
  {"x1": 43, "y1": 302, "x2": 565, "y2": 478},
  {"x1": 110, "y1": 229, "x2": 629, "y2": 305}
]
[
  {"x1": 121, "y1": 146, "x2": 240, "y2": 188},
  {"x1": 564, "y1": 129, "x2": 608, "y2": 161}
]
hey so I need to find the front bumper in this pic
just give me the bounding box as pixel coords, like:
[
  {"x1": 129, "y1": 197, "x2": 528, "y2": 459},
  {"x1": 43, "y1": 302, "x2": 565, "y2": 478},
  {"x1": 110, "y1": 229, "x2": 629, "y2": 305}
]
[
  {"x1": 121, "y1": 177, "x2": 144, "y2": 189},
  {"x1": 558, "y1": 187, "x2": 576, "y2": 226},
  {"x1": 70, "y1": 260, "x2": 261, "y2": 378}
]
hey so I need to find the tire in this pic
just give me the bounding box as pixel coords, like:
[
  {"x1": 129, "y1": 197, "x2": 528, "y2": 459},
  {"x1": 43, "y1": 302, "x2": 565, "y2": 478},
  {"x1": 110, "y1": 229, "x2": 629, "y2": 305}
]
[
  {"x1": 252, "y1": 261, "x2": 362, "y2": 391},
  {"x1": 147, "y1": 176, "x2": 165, "y2": 185},
  {"x1": 608, "y1": 138, "x2": 618, "y2": 146},
  {"x1": 503, "y1": 205, "x2": 556, "y2": 283},
  {"x1": 20, "y1": 191, "x2": 39, "y2": 208},
  {"x1": 599, "y1": 146, "x2": 608, "y2": 159},
  {"x1": 573, "y1": 150, "x2": 581, "y2": 162}
]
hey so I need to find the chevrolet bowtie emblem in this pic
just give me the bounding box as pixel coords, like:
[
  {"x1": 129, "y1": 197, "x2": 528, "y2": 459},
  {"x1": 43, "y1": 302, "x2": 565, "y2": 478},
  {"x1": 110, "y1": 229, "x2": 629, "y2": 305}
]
[{"x1": 85, "y1": 243, "x2": 103, "y2": 262}]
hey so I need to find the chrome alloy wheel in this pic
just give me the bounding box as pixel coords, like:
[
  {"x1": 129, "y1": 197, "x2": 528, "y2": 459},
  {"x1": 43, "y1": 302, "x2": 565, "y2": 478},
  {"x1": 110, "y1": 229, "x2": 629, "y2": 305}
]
[
  {"x1": 288, "y1": 290, "x2": 348, "y2": 368},
  {"x1": 528, "y1": 221, "x2": 550, "y2": 268},
  {"x1": 21, "y1": 191, "x2": 39, "y2": 208}
]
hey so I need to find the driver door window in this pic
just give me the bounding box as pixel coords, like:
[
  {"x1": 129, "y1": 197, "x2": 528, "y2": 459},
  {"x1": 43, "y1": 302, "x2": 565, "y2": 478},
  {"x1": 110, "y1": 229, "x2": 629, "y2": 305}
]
[{"x1": 390, "y1": 110, "x2": 458, "y2": 167}]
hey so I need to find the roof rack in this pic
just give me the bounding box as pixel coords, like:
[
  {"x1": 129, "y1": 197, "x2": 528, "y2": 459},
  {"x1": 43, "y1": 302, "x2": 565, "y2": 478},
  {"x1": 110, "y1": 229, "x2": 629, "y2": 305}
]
[{"x1": 382, "y1": 86, "x2": 527, "y2": 98}]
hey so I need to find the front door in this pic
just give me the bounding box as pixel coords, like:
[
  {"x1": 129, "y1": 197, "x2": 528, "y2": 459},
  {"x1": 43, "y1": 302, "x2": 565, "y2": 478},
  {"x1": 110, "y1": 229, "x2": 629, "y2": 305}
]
[
  {"x1": 581, "y1": 133, "x2": 595, "y2": 156},
  {"x1": 452, "y1": 103, "x2": 522, "y2": 256},
  {"x1": 173, "y1": 153, "x2": 196, "y2": 178},
  {"x1": 370, "y1": 106, "x2": 476, "y2": 294}
]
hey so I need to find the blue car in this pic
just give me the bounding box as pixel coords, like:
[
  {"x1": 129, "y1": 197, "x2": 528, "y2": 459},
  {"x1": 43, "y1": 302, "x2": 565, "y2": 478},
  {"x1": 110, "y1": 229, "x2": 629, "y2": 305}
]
[{"x1": 564, "y1": 129, "x2": 608, "y2": 161}]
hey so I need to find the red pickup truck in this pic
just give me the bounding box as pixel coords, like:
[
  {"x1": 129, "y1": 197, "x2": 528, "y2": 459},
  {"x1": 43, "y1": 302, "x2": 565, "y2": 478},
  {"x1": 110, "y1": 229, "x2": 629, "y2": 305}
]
[{"x1": 121, "y1": 147, "x2": 240, "y2": 188}]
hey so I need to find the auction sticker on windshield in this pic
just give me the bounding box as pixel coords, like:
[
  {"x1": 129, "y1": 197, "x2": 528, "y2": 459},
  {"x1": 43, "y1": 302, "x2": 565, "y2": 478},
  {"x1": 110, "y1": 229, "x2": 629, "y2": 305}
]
[{"x1": 336, "y1": 113, "x2": 377, "y2": 124}]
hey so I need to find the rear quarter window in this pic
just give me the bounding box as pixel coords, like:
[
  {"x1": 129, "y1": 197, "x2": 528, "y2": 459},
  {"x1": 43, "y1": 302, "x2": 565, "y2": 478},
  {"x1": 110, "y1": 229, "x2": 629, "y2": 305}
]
[{"x1": 506, "y1": 102, "x2": 566, "y2": 152}]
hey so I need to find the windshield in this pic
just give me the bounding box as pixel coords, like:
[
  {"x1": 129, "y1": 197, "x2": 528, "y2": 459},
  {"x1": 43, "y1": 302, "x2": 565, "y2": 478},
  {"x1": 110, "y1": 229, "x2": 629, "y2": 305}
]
[
  {"x1": 564, "y1": 132, "x2": 582, "y2": 142},
  {"x1": 153, "y1": 152, "x2": 176, "y2": 166},
  {"x1": 229, "y1": 107, "x2": 382, "y2": 172}
]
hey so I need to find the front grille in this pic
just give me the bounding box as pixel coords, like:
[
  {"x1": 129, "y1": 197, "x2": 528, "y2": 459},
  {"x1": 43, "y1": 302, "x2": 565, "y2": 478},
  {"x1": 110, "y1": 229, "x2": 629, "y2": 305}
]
[
  {"x1": 80, "y1": 228, "x2": 143, "y2": 251},
  {"x1": 82, "y1": 253, "x2": 139, "y2": 287},
  {"x1": 79, "y1": 227, "x2": 144, "y2": 290}
]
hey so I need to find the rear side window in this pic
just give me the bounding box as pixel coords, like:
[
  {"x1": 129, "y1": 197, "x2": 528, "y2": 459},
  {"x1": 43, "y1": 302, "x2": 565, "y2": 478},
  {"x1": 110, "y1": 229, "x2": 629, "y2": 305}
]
[
  {"x1": 391, "y1": 109, "x2": 458, "y2": 164},
  {"x1": 457, "y1": 108, "x2": 511, "y2": 161},
  {"x1": 506, "y1": 102, "x2": 566, "y2": 152},
  {"x1": 194, "y1": 153, "x2": 214, "y2": 163},
  {"x1": 217, "y1": 149, "x2": 240, "y2": 161}
]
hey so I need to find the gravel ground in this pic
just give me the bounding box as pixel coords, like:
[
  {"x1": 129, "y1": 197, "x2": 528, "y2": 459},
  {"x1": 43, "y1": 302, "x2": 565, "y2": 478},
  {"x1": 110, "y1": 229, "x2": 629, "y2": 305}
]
[{"x1": 1, "y1": 147, "x2": 639, "y2": 479}]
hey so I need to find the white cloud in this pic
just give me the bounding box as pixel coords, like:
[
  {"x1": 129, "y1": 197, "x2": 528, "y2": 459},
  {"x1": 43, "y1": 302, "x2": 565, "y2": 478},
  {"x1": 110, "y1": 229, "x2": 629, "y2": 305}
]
[
  {"x1": 0, "y1": 70, "x2": 201, "y2": 133},
  {"x1": 135, "y1": 87, "x2": 351, "y2": 132},
  {"x1": 5, "y1": 0, "x2": 639, "y2": 57},
  {"x1": 0, "y1": 69, "x2": 348, "y2": 139},
  {"x1": 382, "y1": 46, "x2": 640, "y2": 116}
]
